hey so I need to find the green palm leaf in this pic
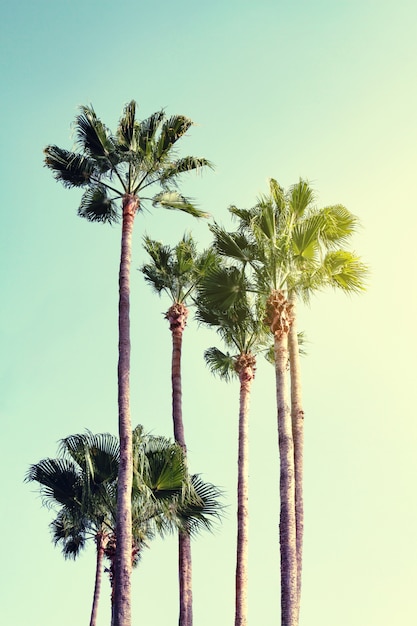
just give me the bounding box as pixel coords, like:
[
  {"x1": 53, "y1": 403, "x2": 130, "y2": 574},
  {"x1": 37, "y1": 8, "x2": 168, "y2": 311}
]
[
  {"x1": 204, "y1": 347, "x2": 237, "y2": 382},
  {"x1": 116, "y1": 100, "x2": 138, "y2": 151},
  {"x1": 44, "y1": 146, "x2": 97, "y2": 188},
  {"x1": 156, "y1": 115, "x2": 193, "y2": 157},
  {"x1": 78, "y1": 186, "x2": 119, "y2": 223},
  {"x1": 323, "y1": 250, "x2": 368, "y2": 293},
  {"x1": 160, "y1": 156, "x2": 214, "y2": 185},
  {"x1": 75, "y1": 105, "x2": 115, "y2": 158},
  {"x1": 152, "y1": 190, "x2": 208, "y2": 218}
]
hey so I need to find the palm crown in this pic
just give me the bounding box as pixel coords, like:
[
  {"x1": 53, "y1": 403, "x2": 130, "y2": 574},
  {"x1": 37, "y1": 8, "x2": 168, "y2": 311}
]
[{"x1": 44, "y1": 101, "x2": 213, "y2": 223}]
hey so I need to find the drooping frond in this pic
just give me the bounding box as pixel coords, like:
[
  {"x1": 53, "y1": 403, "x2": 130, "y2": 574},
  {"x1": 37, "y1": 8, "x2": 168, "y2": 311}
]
[
  {"x1": 78, "y1": 186, "x2": 120, "y2": 223},
  {"x1": 25, "y1": 458, "x2": 83, "y2": 510},
  {"x1": 152, "y1": 190, "x2": 209, "y2": 218},
  {"x1": 178, "y1": 474, "x2": 224, "y2": 536},
  {"x1": 204, "y1": 347, "x2": 237, "y2": 382},
  {"x1": 50, "y1": 510, "x2": 88, "y2": 559},
  {"x1": 44, "y1": 146, "x2": 97, "y2": 188}
]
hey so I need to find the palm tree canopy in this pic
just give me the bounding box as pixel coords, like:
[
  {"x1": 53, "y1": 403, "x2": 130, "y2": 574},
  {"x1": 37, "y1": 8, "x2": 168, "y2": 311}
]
[
  {"x1": 26, "y1": 426, "x2": 223, "y2": 557},
  {"x1": 205, "y1": 178, "x2": 368, "y2": 306},
  {"x1": 44, "y1": 101, "x2": 213, "y2": 223},
  {"x1": 141, "y1": 232, "x2": 218, "y2": 304}
]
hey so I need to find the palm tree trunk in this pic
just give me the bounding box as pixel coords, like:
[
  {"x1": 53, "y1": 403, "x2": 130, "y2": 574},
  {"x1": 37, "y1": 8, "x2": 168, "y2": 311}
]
[
  {"x1": 90, "y1": 532, "x2": 108, "y2": 626},
  {"x1": 235, "y1": 354, "x2": 256, "y2": 626},
  {"x1": 288, "y1": 292, "x2": 304, "y2": 618},
  {"x1": 178, "y1": 531, "x2": 193, "y2": 626},
  {"x1": 266, "y1": 291, "x2": 297, "y2": 626},
  {"x1": 167, "y1": 302, "x2": 192, "y2": 626},
  {"x1": 114, "y1": 194, "x2": 138, "y2": 626}
]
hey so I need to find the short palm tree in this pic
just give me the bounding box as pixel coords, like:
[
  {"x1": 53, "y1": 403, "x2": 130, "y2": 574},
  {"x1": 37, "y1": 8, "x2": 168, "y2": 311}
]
[
  {"x1": 196, "y1": 264, "x2": 269, "y2": 626},
  {"x1": 44, "y1": 101, "x2": 212, "y2": 626},
  {"x1": 26, "y1": 427, "x2": 221, "y2": 626},
  {"x1": 207, "y1": 178, "x2": 368, "y2": 626},
  {"x1": 140, "y1": 233, "x2": 217, "y2": 626}
]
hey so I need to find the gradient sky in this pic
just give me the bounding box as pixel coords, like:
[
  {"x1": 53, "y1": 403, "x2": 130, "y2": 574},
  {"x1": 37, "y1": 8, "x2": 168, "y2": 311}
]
[{"x1": 2, "y1": 1, "x2": 417, "y2": 625}]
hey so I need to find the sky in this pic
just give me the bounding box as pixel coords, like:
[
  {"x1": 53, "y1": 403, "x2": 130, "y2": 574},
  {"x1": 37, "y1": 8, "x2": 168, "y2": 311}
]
[{"x1": 1, "y1": 0, "x2": 417, "y2": 624}]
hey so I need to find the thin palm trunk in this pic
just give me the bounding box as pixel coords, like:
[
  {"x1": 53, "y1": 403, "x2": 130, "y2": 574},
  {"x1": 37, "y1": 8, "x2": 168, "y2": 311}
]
[
  {"x1": 167, "y1": 302, "x2": 193, "y2": 626},
  {"x1": 90, "y1": 531, "x2": 108, "y2": 626},
  {"x1": 235, "y1": 354, "x2": 255, "y2": 626},
  {"x1": 267, "y1": 291, "x2": 297, "y2": 626},
  {"x1": 288, "y1": 292, "x2": 304, "y2": 618},
  {"x1": 114, "y1": 195, "x2": 137, "y2": 626}
]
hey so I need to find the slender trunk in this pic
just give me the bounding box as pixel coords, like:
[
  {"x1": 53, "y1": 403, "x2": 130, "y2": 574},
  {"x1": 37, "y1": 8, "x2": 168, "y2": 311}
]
[
  {"x1": 166, "y1": 302, "x2": 192, "y2": 626},
  {"x1": 266, "y1": 290, "x2": 298, "y2": 626},
  {"x1": 114, "y1": 194, "x2": 138, "y2": 626},
  {"x1": 288, "y1": 293, "x2": 304, "y2": 618},
  {"x1": 89, "y1": 531, "x2": 108, "y2": 626},
  {"x1": 178, "y1": 531, "x2": 192, "y2": 626},
  {"x1": 234, "y1": 354, "x2": 256, "y2": 626}
]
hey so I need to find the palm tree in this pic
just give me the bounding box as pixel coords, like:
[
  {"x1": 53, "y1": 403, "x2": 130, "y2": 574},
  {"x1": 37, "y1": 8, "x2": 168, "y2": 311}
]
[
  {"x1": 25, "y1": 431, "x2": 119, "y2": 626},
  {"x1": 140, "y1": 233, "x2": 217, "y2": 626},
  {"x1": 26, "y1": 427, "x2": 221, "y2": 626},
  {"x1": 44, "y1": 101, "x2": 212, "y2": 626},
  {"x1": 196, "y1": 264, "x2": 268, "y2": 626},
  {"x1": 207, "y1": 179, "x2": 368, "y2": 625}
]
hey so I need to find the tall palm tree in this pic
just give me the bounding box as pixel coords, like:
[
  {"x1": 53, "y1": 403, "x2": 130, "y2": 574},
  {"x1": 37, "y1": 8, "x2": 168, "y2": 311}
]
[
  {"x1": 140, "y1": 233, "x2": 217, "y2": 626},
  {"x1": 44, "y1": 101, "x2": 212, "y2": 626},
  {"x1": 196, "y1": 264, "x2": 268, "y2": 626},
  {"x1": 26, "y1": 427, "x2": 220, "y2": 626},
  {"x1": 207, "y1": 179, "x2": 367, "y2": 625}
]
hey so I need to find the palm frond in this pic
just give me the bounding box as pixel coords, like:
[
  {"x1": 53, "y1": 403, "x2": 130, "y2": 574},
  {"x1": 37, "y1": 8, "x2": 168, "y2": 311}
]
[
  {"x1": 323, "y1": 250, "x2": 369, "y2": 293},
  {"x1": 159, "y1": 156, "x2": 214, "y2": 185},
  {"x1": 288, "y1": 179, "x2": 316, "y2": 217},
  {"x1": 137, "y1": 110, "x2": 165, "y2": 153},
  {"x1": 44, "y1": 146, "x2": 97, "y2": 188},
  {"x1": 156, "y1": 115, "x2": 193, "y2": 158},
  {"x1": 203, "y1": 347, "x2": 237, "y2": 382},
  {"x1": 74, "y1": 105, "x2": 115, "y2": 158},
  {"x1": 152, "y1": 191, "x2": 208, "y2": 218},
  {"x1": 25, "y1": 458, "x2": 83, "y2": 509},
  {"x1": 141, "y1": 438, "x2": 188, "y2": 499},
  {"x1": 316, "y1": 204, "x2": 359, "y2": 247},
  {"x1": 177, "y1": 474, "x2": 224, "y2": 536},
  {"x1": 78, "y1": 186, "x2": 120, "y2": 223},
  {"x1": 50, "y1": 510, "x2": 88, "y2": 559},
  {"x1": 209, "y1": 224, "x2": 256, "y2": 264},
  {"x1": 116, "y1": 100, "x2": 138, "y2": 151},
  {"x1": 197, "y1": 265, "x2": 247, "y2": 309}
]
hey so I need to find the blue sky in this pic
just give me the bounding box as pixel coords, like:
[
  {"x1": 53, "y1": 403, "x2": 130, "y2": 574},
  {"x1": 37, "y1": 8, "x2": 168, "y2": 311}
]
[{"x1": 2, "y1": 1, "x2": 417, "y2": 624}]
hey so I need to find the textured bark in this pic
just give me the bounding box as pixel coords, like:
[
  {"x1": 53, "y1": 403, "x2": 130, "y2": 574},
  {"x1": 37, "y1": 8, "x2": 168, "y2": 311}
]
[
  {"x1": 266, "y1": 290, "x2": 298, "y2": 626},
  {"x1": 288, "y1": 292, "x2": 304, "y2": 618},
  {"x1": 166, "y1": 302, "x2": 193, "y2": 626},
  {"x1": 178, "y1": 531, "x2": 193, "y2": 626},
  {"x1": 114, "y1": 195, "x2": 138, "y2": 626},
  {"x1": 89, "y1": 531, "x2": 109, "y2": 626},
  {"x1": 166, "y1": 302, "x2": 189, "y2": 449},
  {"x1": 234, "y1": 354, "x2": 256, "y2": 626}
]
